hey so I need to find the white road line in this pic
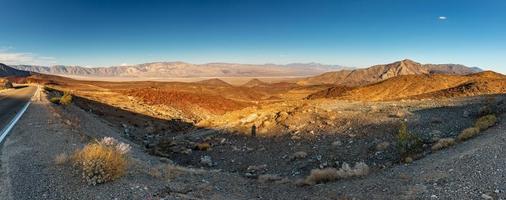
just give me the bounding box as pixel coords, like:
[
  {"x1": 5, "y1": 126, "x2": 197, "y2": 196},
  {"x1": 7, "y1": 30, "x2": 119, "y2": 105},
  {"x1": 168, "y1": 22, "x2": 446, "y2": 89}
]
[
  {"x1": 0, "y1": 86, "x2": 39, "y2": 144},
  {"x1": 0, "y1": 102, "x2": 31, "y2": 144}
]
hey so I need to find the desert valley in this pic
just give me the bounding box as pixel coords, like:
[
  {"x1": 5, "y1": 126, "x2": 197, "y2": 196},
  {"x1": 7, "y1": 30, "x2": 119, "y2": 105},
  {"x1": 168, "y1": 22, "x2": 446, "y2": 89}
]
[{"x1": 1, "y1": 59, "x2": 505, "y2": 199}]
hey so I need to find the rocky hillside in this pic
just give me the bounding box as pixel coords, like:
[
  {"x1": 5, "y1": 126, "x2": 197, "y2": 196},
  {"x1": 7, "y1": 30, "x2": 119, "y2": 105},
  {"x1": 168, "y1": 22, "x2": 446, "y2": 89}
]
[
  {"x1": 309, "y1": 71, "x2": 505, "y2": 101},
  {"x1": 12, "y1": 62, "x2": 348, "y2": 78},
  {"x1": 298, "y1": 59, "x2": 482, "y2": 86},
  {"x1": 0, "y1": 63, "x2": 31, "y2": 77}
]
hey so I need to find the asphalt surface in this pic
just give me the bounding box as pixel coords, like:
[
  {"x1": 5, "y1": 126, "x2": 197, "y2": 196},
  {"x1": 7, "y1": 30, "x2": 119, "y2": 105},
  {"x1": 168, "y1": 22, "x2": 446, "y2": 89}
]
[{"x1": 0, "y1": 86, "x2": 37, "y2": 142}]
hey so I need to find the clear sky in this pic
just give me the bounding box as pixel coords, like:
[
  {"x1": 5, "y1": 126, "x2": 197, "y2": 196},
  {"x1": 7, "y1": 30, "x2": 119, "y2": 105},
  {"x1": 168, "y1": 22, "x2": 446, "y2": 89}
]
[{"x1": 0, "y1": 0, "x2": 505, "y2": 73}]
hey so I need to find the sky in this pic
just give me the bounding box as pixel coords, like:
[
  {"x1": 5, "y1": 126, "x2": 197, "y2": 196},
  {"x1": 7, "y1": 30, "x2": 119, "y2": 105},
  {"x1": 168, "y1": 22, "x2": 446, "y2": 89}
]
[{"x1": 0, "y1": 0, "x2": 505, "y2": 73}]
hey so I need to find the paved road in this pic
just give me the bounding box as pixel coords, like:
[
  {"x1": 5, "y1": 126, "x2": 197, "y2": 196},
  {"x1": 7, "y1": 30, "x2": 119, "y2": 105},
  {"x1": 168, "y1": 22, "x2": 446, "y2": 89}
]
[{"x1": 0, "y1": 86, "x2": 37, "y2": 142}]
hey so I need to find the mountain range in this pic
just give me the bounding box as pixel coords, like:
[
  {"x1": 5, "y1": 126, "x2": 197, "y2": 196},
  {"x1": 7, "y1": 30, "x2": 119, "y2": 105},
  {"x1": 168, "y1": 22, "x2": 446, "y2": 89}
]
[
  {"x1": 11, "y1": 62, "x2": 350, "y2": 78},
  {"x1": 297, "y1": 59, "x2": 482, "y2": 86}
]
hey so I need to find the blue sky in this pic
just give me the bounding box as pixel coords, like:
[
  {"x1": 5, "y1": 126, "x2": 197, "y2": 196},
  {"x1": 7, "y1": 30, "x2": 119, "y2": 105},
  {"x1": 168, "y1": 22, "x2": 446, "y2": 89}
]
[{"x1": 0, "y1": 0, "x2": 505, "y2": 73}]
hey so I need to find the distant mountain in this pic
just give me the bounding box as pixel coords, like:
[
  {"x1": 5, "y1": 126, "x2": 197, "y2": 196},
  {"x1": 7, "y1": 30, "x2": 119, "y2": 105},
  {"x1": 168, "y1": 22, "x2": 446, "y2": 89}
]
[
  {"x1": 298, "y1": 59, "x2": 482, "y2": 86},
  {"x1": 0, "y1": 63, "x2": 31, "y2": 77},
  {"x1": 12, "y1": 62, "x2": 349, "y2": 78}
]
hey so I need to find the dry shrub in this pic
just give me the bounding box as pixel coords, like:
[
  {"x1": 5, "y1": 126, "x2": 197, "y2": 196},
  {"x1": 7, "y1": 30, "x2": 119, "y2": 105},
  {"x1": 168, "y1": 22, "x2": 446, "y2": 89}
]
[
  {"x1": 457, "y1": 127, "x2": 480, "y2": 141},
  {"x1": 431, "y1": 138, "x2": 456, "y2": 151},
  {"x1": 72, "y1": 137, "x2": 130, "y2": 185},
  {"x1": 49, "y1": 97, "x2": 61, "y2": 104},
  {"x1": 258, "y1": 174, "x2": 283, "y2": 183},
  {"x1": 475, "y1": 115, "x2": 497, "y2": 131},
  {"x1": 59, "y1": 91, "x2": 73, "y2": 106},
  {"x1": 148, "y1": 167, "x2": 162, "y2": 178},
  {"x1": 195, "y1": 143, "x2": 211, "y2": 151},
  {"x1": 54, "y1": 153, "x2": 69, "y2": 165},
  {"x1": 303, "y1": 162, "x2": 369, "y2": 185}
]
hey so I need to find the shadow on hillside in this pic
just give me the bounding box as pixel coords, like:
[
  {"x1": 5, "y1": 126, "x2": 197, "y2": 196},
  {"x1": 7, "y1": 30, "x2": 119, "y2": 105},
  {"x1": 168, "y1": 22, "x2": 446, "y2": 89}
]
[{"x1": 58, "y1": 90, "x2": 506, "y2": 177}]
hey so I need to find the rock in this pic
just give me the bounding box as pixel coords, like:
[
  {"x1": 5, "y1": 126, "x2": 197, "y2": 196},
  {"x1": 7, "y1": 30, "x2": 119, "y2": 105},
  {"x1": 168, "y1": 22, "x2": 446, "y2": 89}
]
[
  {"x1": 159, "y1": 157, "x2": 174, "y2": 164},
  {"x1": 463, "y1": 110, "x2": 470, "y2": 118},
  {"x1": 481, "y1": 194, "x2": 493, "y2": 200},
  {"x1": 431, "y1": 117, "x2": 443, "y2": 124},
  {"x1": 404, "y1": 157, "x2": 413, "y2": 163},
  {"x1": 429, "y1": 130, "x2": 442, "y2": 142},
  {"x1": 247, "y1": 164, "x2": 268, "y2": 174},
  {"x1": 200, "y1": 155, "x2": 213, "y2": 167},
  {"x1": 241, "y1": 114, "x2": 258, "y2": 124},
  {"x1": 290, "y1": 151, "x2": 308, "y2": 160},
  {"x1": 375, "y1": 142, "x2": 390, "y2": 151},
  {"x1": 332, "y1": 140, "x2": 342, "y2": 146}
]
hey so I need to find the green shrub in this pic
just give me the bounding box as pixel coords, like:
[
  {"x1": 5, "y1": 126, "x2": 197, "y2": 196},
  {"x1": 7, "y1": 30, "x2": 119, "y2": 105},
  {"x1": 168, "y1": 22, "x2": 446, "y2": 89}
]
[
  {"x1": 396, "y1": 122, "x2": 422, "y2": 158},
  {"x1": 457, "y1": 127, "x2": 480, "y2": 141},
  {"x1": 475, "y1": 115, "x2": 497, "y2": 131},
  {"x1": 49, "y1": 97, "x2": 61, "y2": 104},
  {"x1": 59, "y1": 91, "x2": 73, "y2": 106}
]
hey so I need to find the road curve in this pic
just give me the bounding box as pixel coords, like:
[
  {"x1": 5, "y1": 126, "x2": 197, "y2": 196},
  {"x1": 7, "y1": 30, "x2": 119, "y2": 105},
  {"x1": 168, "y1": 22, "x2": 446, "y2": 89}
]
[{"x1": 0, "y1": 86, "x2": 37, "y2": 144}]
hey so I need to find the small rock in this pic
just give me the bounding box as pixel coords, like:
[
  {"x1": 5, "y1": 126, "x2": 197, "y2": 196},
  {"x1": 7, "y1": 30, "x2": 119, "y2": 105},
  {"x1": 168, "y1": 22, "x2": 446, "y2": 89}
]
[
  {"x1": 463, "y1": 110, "x2": 470, "y2": 118},
  {"x1": 159, "y1": 157, "x2": 174, "y2": 164},
  {"x1": 200, "y1": 155, "x2": 213, "y2": 167},
  {"x1": 375, "y1": 141, "x2": 390, "y2": 151},
  {"x1": 290, "y1": 151, "x2": 308, "y2": 160},
  {"x1": 481, "y1": 194, "x2": 493, "y2": 200},
  {"x1": 404, "y1": 157, "x2": 413, "y2": 163},
  {"x1": 332, "y1": 140, "x2": 342, "y2": 146}
]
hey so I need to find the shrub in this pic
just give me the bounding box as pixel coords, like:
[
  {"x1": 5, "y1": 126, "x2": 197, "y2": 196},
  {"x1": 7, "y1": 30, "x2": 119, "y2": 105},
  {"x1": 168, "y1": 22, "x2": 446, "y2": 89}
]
[
  {"x1": 72, "y1": 137, "x2": 130, "y2": 185},
  {"x1": 396, "y1": 122, "x2": 422, "y2": 157},
  {"x1": 49, "y1": 97, "x2": 61, "y2": 104},
  {"x1": 59, "y1": 91, "x2": 73, "y2": 106},
  {"x1": 457, "y1": 127, "x2": 480, "y2": 141},
  {"x1": 475, "y1": 115, "x2": 497, "y2": 131},
  {"x1": 303, "y1": 162, "x2": 369, "y2": 185},
  {"x1": 54, "y1": 153, "x2": 69, "y2": 165},
  {"x1": 195, "y1": 143, "x2": 211, "y2": 151},
  {"x1": 431, "y1": 138, "x2": 456, "y2": 151}
]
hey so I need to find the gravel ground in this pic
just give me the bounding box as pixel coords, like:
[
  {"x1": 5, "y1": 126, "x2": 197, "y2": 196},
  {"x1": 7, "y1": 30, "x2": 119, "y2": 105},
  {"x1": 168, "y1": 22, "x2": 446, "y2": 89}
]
[
  {"x1": 1, "y1": 89, "x2": 505, "y2": 199},
  {"x1": 0, "y1": 90, "x2": 168, "y2": 199}
]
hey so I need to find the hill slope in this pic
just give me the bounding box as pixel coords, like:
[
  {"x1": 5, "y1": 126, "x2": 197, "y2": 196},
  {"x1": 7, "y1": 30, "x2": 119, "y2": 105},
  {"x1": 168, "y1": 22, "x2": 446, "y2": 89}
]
[
  {"x1": 310, "y1": 71, "x2": 506, "y2": 101},
  {"x1": 0, "y1": 63, "x2": 31, "y2": 77}
]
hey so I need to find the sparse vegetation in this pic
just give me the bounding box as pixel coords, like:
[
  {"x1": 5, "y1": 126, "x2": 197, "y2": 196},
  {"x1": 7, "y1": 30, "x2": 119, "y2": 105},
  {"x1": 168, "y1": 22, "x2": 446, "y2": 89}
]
[
  {"x1": 54, "y1": 153, "x2": 69, "y2": 165},
  {"x1": 72, "y1": 137, "x2": 130, "y2": 185},
  {"x1": 195, "y1": 143, "x2": 211, "y2": 151},
  {"x1": 396, "y1": 122, "x2": 422, "y2": 158},
  {"x1": 431, "y1": 138, "x2": 456, "y2": 151},
  {"x1": 457, "y1": 127, "x2": 480, "y2": 141},
  {"x1": 475, "y1": 114, "x2": 497, "y2": 131},
  {"x1": 49, "y1": 97, "x2": 61, "y2": 104},
  {"x1": 59, "y1": 91, "x2": 73, "y2": 106},
  {"x1": 303, "y1": 162, "x2": 369, "y2": 185}
]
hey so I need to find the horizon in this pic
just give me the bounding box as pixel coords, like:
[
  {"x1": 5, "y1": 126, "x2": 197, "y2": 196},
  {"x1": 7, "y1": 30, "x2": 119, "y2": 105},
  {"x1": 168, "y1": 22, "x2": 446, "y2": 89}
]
[{"x1": 0, "y1": 0, "x2": 505, "y2": 73}]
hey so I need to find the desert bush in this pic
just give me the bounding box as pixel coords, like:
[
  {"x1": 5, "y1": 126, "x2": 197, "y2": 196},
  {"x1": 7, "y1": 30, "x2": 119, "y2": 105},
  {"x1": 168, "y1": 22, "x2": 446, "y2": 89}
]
[
  {"x1": 475, "y1": 114, "x2": 497, "y2": 131},
  {"x1": 396, "y1": 122, "x2": 422, "y2": 157},
  {"x1": 303, "y1": 162, "x2": 369, "y2": 185},
  {"x1": 195, "y1": 143, "x2": 211, "y2": 151},
  {"x1": 54, "y1": 153, "x2": 69, "y2": 165},
  {"x1": 457, "y1": 127, "x2": 480, "y2": 141},
  {"x1": 59, "y1": 91, "x2": 73, "y2": 106},
  {"x1": 72, "y1": 137, "x2": 130, "y2": 185},
  {"x1": 49, "y1": 97, "x2": 61, "y2": 104},
  {"x1": 431, "y1": 138, "x2": 456, "y2": 151}
]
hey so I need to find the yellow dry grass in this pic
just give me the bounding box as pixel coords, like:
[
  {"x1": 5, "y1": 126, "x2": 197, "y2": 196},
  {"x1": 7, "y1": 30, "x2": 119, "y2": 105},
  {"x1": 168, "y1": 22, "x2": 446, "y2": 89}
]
[
  {"x1": 72, "y1": 143, "x2": 128, "y2": 185},
  {"x1": 457, "y1": 127, "x2": 480, "y2": 141}
]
